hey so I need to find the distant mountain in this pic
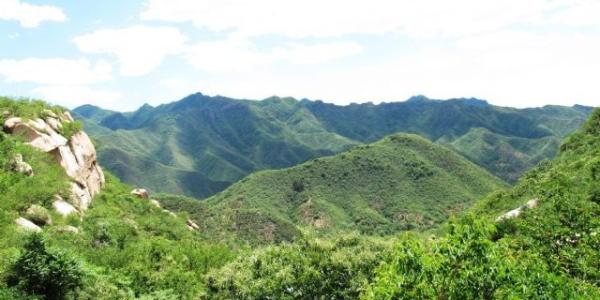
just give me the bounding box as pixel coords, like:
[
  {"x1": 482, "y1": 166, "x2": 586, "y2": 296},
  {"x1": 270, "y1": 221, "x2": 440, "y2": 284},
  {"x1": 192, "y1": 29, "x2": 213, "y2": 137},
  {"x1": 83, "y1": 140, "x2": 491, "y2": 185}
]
[
  {"x1": 75, "y1": 93, "x2": 592, "y2": 198},
  {"x1": 159, "y1": 133, "x2": 506, "y2": 244}
]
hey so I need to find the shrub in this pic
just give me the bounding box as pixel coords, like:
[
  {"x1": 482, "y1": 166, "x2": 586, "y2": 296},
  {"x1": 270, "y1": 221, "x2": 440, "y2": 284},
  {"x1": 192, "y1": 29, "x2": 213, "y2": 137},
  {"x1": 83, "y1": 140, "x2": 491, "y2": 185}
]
[{"x1": 7, "y1": 234, "x2": 84, "y2": 300}]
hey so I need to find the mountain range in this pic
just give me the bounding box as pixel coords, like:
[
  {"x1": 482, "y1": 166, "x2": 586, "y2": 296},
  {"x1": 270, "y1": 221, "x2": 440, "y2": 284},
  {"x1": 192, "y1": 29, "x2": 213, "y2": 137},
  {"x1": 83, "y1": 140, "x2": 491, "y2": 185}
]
[
  {"x1": 158, "y1": 133, "x2": 506, "y2": 244},
  {"x1": 74, "y1": 93, "x2": 593, "y2": 198}
]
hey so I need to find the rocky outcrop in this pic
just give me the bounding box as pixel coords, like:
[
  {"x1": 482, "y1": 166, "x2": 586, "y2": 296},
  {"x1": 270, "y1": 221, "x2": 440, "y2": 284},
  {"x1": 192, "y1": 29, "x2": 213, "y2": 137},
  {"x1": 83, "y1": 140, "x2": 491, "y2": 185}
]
[
  {"x1": 15, "y1": 217, "x2": 42, "y2": 232},
  {"x1": 11, "y1": 153, "x2": 33, "y2": 176},
  {"x1": 496, "y1": 198, "x2": 539, "y2": 222},
  {"x1": 3, "y1": 111, "x2": 105, "y2": 211}
]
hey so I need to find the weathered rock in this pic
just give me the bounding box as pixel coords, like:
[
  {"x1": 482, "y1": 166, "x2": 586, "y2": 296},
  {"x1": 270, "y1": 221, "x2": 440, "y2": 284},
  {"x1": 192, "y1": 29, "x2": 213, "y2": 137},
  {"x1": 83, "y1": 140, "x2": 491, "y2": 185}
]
[
  {"x1": 4, "y1": 114, "x2": 105, "y2": 211},
  {"x1": 150, "y1": 199, "x2": 161, "y2": 208},
  {"x1": 187, "y1": 219, "x2": 200, "y2": 231},
  {"x1": 69, "y1": 131, "x2": 105, "y2": 196},
  {"x1": 11, "y1": 120, "x2": 67, "y2": 152},
  {"x1": 25, "y1": 204, "x2": 52, "y2": 226},
  {"x1": 15, "y1": 217, "x2": 42, "y2": 232},
  {"x1": 62, "y1": 111, "x2": 74, "y2": 122},
  {"x1": 3, "y1": 117, "x2": 21, "y2": 132},
  {"x1": 53, "y1": 197, "x2": 78, "y2": 217},
  {"x1": 42, "y1": 109, "x2": 58, "y2": 119},
  {"x1": 50, "y1": 146, "x2": 79, "y2": 178},
  {"x1": 11, "y1": 153, "x2": 33, "y2": 176},
  {"x1": 70, "y1": 182, "x2": 92, "y2": 211},
  {"x1": 45, "y1": 116, "x2": 62, "y2": 131},
  {"x1": 55, "y1": 226, "x2": 80, "y2": 234},
  {"x1": 496, "y1": 198, "x2": 539, "y2": 222},
  {"x1": 131, "y1": 188, "x2": 149, "y2": 199}
]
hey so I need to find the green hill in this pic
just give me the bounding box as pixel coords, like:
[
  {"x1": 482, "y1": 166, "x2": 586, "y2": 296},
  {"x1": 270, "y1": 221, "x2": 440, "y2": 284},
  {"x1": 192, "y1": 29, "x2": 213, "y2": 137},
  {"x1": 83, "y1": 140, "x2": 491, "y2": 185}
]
[
  {"x1": 203, "y1": 109, "x2": 600, "y2": 299},
  {"x1": 75, "y1": 94, "x2": 591, "y2": 198},
  {"x1": 161, "y1": 133, "x2": 506, "y2": 244}
]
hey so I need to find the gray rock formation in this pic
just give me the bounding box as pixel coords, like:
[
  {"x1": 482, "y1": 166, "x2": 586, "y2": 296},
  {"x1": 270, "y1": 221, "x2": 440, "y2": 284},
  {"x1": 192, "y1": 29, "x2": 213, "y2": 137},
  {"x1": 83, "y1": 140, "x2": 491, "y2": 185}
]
[{"x1": 3, "y1": 111, "x2": 105, "y2": 211}]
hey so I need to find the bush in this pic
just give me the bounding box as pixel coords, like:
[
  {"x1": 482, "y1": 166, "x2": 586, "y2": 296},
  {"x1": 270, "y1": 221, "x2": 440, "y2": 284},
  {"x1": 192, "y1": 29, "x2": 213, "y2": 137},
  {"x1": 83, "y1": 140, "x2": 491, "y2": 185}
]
[{"x1": 7, "y1": 234, "x2": 84, "y2": 300}]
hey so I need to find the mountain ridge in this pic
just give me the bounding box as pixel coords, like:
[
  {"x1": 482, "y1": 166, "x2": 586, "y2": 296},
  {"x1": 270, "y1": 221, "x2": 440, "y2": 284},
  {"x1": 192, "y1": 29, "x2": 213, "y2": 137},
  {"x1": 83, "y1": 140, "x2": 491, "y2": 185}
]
[{"x1": 75, "y1": 93, "x2": 593, "y2": 198}]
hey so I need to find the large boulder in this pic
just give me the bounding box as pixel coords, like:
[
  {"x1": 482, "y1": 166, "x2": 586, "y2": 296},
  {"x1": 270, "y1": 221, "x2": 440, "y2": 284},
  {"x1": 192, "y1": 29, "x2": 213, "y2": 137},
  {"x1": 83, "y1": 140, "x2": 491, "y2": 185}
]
[
  {"x1": 24, "y1": 204, "x2": 52, "y2": 226},
  {"x1": 53, "y1": 197, "x2": 78, "y2": 217},
  {"x1": 15, "y1": 217, "x2": 42, "y2": 232}
]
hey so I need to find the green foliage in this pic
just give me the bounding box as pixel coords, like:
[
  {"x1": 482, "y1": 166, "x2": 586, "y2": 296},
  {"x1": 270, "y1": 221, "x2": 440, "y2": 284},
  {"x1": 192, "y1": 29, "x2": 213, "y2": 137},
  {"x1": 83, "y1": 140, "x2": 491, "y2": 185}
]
[
  {"x1": 7, "y1": 234, "x2": 84, "y2": 300},
  {"x1": 183, "y1": 134, "x2": 505, "y2": 244},
  {"x1": 0, "y1": 97, "x2": 65, "y2": 124},
  {"x1": 60, "y1": 121, "x2": 82, "y2": 140},
  {"x1": 363, "y1": 216, "x2": 600, "y2": 299},
  {"x1": 75, "y1": 94, "x2": 590, "y2": 198},
  {"x1": 365, "y1": 108, "x2": 600, "y2": 299},
  {"x1": 205, "y1": 234, "x2": 390, "y2": 299},
  {"x1": 0, "y1": 98, "x2": 237, "y2": 299}
]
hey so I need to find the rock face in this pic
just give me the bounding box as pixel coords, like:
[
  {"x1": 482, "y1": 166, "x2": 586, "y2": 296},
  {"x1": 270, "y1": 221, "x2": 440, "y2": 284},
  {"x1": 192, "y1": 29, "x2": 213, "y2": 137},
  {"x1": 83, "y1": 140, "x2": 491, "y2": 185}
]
[{"x1": 3, "y1": 111, "x2": 105, "y2": 211}]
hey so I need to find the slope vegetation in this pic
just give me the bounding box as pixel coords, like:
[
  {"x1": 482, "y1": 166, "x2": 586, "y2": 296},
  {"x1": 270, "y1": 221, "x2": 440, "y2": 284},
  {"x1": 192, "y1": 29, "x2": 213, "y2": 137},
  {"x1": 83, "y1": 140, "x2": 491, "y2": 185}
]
[
  {"x1": 162, "y1": 134, "x2": 506, "y2": 244},
  {"x1": 76, "y1": 94, "x2": 591, "y2": 198},
  {"x1": 204, "y1": 108, "x2": 600, "y2": 299},
  {"x1": 0, "y1": 98, "x2": 234, "y2": 299}
]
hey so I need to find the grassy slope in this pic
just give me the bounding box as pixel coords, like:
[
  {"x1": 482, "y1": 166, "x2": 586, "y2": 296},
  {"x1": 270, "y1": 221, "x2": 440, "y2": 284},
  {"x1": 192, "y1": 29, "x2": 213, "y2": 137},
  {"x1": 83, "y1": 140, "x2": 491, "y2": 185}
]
[
  {"x1": 76, "y1": 94, "x2": 591, "y2": 198},
  {"x1": 160, "y1": 134, "x2": 506, "y2": 244},
  {"x1": 0, "y1": 99, "x2": 235, "y2": 299}
]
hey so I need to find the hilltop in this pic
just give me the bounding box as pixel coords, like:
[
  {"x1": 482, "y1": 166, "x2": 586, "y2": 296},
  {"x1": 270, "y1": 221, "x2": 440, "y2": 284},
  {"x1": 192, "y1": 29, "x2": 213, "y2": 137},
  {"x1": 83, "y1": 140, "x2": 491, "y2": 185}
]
[
  {"x1": 161, "y1": 133, "x2": 506, "y2": 244},
  {"x1": 75, "y1": 93, "x2": 592, "y2": 198}
]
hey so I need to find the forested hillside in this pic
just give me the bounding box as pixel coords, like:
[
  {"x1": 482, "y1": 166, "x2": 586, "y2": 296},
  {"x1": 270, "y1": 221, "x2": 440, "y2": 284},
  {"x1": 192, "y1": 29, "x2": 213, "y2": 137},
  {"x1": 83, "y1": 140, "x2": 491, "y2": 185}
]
[
  {"x1": 204, "y1": 108, "x2": 600, "y2": 299},
  {"x1": 162, "y1": 133, "x2": 505, "y2": 244},
  {"x1": 76, "y1": 93, "x2": 591, "y2": 198}
]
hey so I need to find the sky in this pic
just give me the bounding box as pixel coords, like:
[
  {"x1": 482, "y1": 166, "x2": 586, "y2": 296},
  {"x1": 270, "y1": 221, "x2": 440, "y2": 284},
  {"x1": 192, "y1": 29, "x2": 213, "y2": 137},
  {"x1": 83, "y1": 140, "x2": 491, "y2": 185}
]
[{"x1": 0, "y1": 0, "x2": 599, "y2": 111}]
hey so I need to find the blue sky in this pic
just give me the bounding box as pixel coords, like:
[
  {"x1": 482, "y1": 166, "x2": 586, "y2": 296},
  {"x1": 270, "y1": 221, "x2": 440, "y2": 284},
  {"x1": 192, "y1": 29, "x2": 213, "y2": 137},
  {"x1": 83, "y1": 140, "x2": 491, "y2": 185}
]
[{"x1": 0, "y1": 0, "x2": 599, "y2": 111}]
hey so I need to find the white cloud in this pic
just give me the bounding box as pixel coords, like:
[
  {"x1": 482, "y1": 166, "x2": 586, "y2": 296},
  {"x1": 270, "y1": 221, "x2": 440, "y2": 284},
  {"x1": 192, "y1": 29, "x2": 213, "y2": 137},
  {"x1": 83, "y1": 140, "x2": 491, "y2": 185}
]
[
  {"x1": 185, "y1": 38, "x2": 361, "y2": 72},
  {"x1": 73, "y1": 25, "x2": 187, "y2": 76},
  {"x1": 0, "y1": 58, "x2": 112, "y2": 85},
  {"x1": 33, "y1": 85, "x2": 123, "y2": 109},
  {"x1": 141, "y1": 0, "x2": 576, "y2": 39},
  {"x1": 0, "y1": 0, "x2": 66, "y2": 28},
  {"x1": 190, "y1": 29, "x2": 600, "y2": 108}
]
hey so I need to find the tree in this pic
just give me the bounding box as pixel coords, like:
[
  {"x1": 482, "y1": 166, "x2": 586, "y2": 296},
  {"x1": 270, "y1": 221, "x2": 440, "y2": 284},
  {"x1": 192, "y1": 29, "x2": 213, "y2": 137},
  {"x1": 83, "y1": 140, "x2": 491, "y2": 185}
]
[{"x1": 7, "y1": 234, "x2": 84, "y2": 300}]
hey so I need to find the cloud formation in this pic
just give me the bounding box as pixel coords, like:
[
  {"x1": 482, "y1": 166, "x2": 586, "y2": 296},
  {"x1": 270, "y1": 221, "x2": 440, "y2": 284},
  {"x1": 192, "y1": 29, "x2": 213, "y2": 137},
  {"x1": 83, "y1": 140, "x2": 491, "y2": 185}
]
[
  {"x1": 0, "y1": 0, "x2": 66, "y2": 28},
  {"x1": 140, "y1": 0, "x2": 581, "y2": 38},
  {"x1": 73, "y1": 25, "x2": 187, "y2": 76},
  {"x1": 0, "y1": 58, "x2": 111, "y2": 85}
]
